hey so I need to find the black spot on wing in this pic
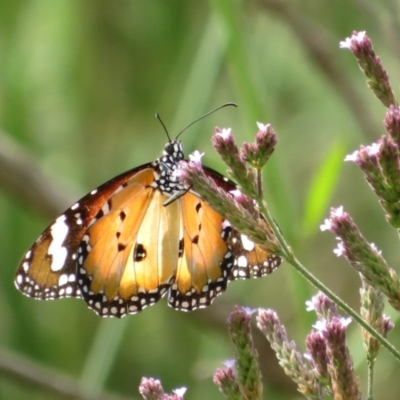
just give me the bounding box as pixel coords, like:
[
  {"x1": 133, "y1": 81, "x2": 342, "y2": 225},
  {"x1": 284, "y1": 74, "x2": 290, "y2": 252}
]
[
  {"x1": 134, "y1": 243, "x2": 147, "y2": 261},
  {"x1": 178, "y1": 238, "x2": 184, "y2": 257},
  {"x1": 195, "y1": 202, "x2": 202, "y2": 213},
  {"x1": 118, "y1": 243, "x2": 126, "y2": 252}
]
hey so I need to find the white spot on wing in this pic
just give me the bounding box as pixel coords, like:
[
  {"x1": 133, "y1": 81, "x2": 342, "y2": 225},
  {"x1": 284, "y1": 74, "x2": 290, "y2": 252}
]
[
  {"x1": 241, "y1": 235, "x2": 255, "y2": 251},
  {"x1": 22, "y1": 262, "x2": 29, "y2": 272},
  {"x1": 58, "y1": 274, "x2": 68, "y2": 286},
  {"x1": 101, "y1": 202, "x2": 110, "y2": 215},
  {"x1": 238, "y1": 255, "x2": 248, "y2": 268},
  {"x1": 48, "y1": 215, "x2": 69, "y2": 272},
  {"x1": 71, "y1": 202, "x2": 80, "y2": 210}
]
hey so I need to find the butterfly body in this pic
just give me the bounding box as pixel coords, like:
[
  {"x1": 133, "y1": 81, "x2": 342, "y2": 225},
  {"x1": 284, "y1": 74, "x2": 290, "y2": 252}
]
[{"x1": 15, "y1": 139, "x2": 281, "y2": 317}]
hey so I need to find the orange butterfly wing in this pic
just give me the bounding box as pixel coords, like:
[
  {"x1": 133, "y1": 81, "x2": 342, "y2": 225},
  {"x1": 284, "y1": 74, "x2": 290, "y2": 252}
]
[
  {"x1": 77, "y1": 168, "x2": 181, "y2": 316},
  {"x1": 169, "y1": 193, "x2": 231, "y2": 310},
  {"x1": 14, "y1": 164, "x2": 154, "y2": 301}
]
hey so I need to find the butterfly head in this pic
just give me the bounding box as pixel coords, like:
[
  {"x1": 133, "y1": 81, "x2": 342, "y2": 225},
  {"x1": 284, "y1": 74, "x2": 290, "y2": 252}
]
[
  {"x1": 151, "y1": 140, "x2": 187, "y2": 195},
  {"x1": 162, "y1": 140, "x2": 184, "y2": 162}
]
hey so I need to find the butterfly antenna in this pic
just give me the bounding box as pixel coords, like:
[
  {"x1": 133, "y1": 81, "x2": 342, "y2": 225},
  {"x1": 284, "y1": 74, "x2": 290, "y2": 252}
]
[
  {"x1": 175, "y1": 102, "x2": 237, "y2": 139},
  {"x1": 155, "y1": 113, "x2": 172, "y2": 142}
]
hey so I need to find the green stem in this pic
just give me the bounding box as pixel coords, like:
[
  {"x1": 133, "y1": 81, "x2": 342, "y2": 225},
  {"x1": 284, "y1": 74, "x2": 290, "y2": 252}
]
[
  {"x1": 259, "y1": 199, "x2": 400, "y2": 363},
  {"x1": 367, "y1": 356, "x2": 375, "y2": 400},
  {"x1": 256, "y1": 167, "x2": 263, "y2": 199}
]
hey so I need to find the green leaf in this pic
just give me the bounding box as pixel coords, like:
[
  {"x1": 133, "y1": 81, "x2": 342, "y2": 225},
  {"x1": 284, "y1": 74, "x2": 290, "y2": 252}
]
[{"x1": 302, "y1": 139, "x2": 347, "y2": 238}]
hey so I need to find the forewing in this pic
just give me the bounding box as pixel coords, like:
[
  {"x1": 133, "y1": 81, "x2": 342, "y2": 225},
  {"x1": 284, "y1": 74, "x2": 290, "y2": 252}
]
[
  {"x1": 77, "y1": 169, "x2": 181, "y2": 317},
  {"x1": 14, "y1": 163, "x2": 153, "y2": 301}
]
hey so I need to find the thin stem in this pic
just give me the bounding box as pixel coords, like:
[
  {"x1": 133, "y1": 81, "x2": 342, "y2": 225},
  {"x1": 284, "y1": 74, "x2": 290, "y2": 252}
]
[
  {"x1": 256, "y1": 168, "x2": 263, "y2": 199},
  {"x1": 367, "y1": 358, "x2": 375, "y2": 400},
  {"x1": 259, "y1": 199, "x2": 400, "y2": 363},
  {"x1": 367, "y1": 357, "x2": 375, "y2": 400}
]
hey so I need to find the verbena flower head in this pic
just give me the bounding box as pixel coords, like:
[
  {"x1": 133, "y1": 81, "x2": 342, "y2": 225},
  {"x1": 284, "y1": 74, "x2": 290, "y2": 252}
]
[
  {"x1": 339, "y1": 31, "x2": 366, "y2": 49},
  {"x1": 306, "y1": 294, "x2": 358, "y2": 399},
  {"x1": 212, "y1": 126, "x2": 258, "y2": 198},
  {"x1": 226, "y1": 306, "x2": 263, "y2": 399},
  {"x1": 320, "y1": 317, "x2": 361, "y2": 400},
  {"x1": 240, "y1": 122, "x2": 277, "y2": 169},
  {"x1": 384, "y1": 105, "x2": 400, "y2": 148},
  {"x1": 139, "y1": 377, "x2": 187, "y2": 400},
  {"x1": 360, "y1": 276, "x2": 394, "y2": 360},
  {"x1": 306, "y1": 292, "x2": 339, "y2": 321},
  {"x1": 345, "y1": 135, "x2": 400, "y2": 228},
  {"x1": 340, "y1": 30, "x2": 397, "y2": 107},
  {"x1": 321, "y1": 206, "x2": 400, "y2": 311},
  {"x1": 305, "y1": 330, "x2": 331, "y2": 390},
  {"x1": 257, "y1": 309, "x2": 321, "y2": 397}
]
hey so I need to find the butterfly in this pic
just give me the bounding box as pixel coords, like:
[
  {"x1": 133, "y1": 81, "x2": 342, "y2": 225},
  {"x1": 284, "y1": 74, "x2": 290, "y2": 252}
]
[{"x1": 15, "y1": 112, "x2": 281, "y2": 318}]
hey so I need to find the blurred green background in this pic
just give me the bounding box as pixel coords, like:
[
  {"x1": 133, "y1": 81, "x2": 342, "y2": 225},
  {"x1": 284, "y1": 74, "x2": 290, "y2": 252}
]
[{"x1": 1, "y1": 1, "x2": 400, "y2": 399}]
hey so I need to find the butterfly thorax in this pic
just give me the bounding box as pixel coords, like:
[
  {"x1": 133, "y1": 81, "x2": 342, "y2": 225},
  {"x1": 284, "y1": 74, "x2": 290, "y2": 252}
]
[{"x1": 151, "y1": 140, "x2": 186, "y2": 195}]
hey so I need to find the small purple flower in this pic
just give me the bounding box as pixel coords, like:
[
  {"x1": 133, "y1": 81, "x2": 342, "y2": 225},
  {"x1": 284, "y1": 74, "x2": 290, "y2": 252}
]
[
  {"x1": 256, "y1": 121, "x2": 269, "y2": 132},
  {"x1": 216, "y1": 127, "x2": 233, "y2": 140},
  {"x1": 212, "y1": 127, "x2": 241, "y2": 159},
  {"x1": 306, "y1": 292, "x2": 340, "y2": 321},
  {"x1": 173, "y1": 151, "x2": 204, "y2": 182},
  {"x1": 223, "y1": 359, "x2": 236, "y2": 369},
  {"x1": 312, "y1": 317, "x2": 352, "y2": 333},
  {"x1": 339, "y1": 31, "x2": 366, "y2": 49},
  {"x1": 344, "y1": 142, "x2": 381, "y2": 163},
  {"x1": 213, "y1": 366, "x2": 240, "y2": 398},
  {"x1": 333, "y1": 242, "x2": 345, "y2": 257},
  {"x1": 139, "y1": 377, "x2": 165, "y2": 399},
  {"x1": 172, "y1": 387, "x2": 187, "y2": 398},
  {"x1": 320, "y1": 206, "x2": 344, "y2": 232},
  {"x1": 188, "y1": 150, "x2": 204, "y2": 164},
  {"x1": 383, "y1": 315, "x2": 395, "y2": 336},
  {"x1": 313, "y1": 319, "x2": 328, "y2": 332},
  {"x1": 241, "y1": 306, "x2": 258, "y2": 316}
]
